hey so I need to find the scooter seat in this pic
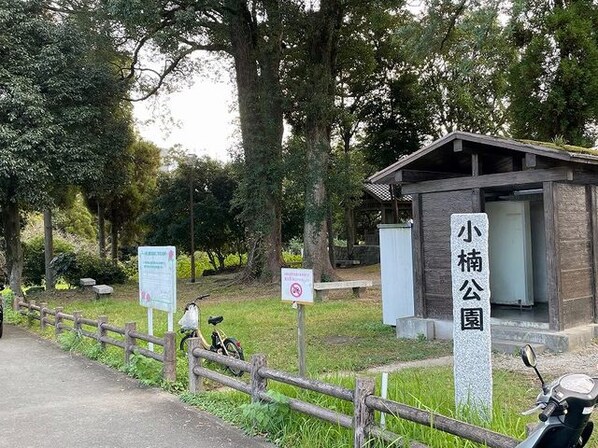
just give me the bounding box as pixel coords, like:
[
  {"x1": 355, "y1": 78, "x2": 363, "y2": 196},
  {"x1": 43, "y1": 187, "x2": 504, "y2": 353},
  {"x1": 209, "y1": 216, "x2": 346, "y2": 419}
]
[{"x1": 208, "y1": 315, "x2": 223, "y2": 325}]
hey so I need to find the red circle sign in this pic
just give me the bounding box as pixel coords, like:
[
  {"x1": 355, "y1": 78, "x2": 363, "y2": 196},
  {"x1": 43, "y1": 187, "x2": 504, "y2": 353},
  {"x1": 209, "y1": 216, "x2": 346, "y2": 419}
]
[{"x1": 290, "y1": 282, "x2": 303, "y2": 298}]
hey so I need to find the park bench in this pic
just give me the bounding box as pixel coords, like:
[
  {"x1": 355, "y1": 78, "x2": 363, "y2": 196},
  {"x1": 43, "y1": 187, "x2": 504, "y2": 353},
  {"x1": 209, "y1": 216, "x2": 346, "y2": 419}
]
[
  {"x1": 92, "y1": 284, "x2": 113, "y2": 299},
  {"x1": 313, "y1": 280, "x2": 373, "y2": 300}
]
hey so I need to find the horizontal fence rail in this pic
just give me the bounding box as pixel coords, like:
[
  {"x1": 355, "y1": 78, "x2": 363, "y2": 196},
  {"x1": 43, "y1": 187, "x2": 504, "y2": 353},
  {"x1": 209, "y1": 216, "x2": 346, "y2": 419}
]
[
  {"x1": 17, "y1": 299, "x2": 176, "y2": 382},
  {"x1": 187, "y1": 339, "x2": 520, "y2": 448}
]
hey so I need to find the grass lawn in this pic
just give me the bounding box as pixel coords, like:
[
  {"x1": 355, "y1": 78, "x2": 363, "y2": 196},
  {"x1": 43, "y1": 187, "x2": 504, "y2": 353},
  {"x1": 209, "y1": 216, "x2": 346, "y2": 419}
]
[{"x1": 24, "y1": 274, "x2": 452, "y2": 375}]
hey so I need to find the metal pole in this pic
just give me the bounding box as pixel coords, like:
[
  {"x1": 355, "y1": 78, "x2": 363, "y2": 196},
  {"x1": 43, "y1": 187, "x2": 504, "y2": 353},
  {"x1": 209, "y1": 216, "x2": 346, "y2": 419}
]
[
  {"x1": 189, "y1": 169, "x2": 196, "y2": 283},
  {"x1": 297, "y1": 303, "x2": 306, "y2": 377}
]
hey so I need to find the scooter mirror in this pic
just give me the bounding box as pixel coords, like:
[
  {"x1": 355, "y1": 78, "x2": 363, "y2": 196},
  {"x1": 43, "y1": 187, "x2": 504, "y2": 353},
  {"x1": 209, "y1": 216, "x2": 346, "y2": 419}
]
[{"x1": 521, "y1": 344, "x2": 537, "y2": 368}]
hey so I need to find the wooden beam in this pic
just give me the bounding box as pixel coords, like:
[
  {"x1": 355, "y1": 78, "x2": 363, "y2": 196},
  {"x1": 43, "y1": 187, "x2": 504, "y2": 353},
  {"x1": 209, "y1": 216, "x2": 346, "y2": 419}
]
[
  {"x1": 411, "y1": 194, "x2": 425, "y2": 318},
  {"x1": 471, "y1": 153, "x2": 480, "y2": 176},
  {"x1": 589, "y1": 186, "x2": 598, "y2": 324},
  {"x1": 453, "y1": 139, "x2": 463, "y2": 152},
  {"x1": 571, "y1": 170, "x2": 598, "y2": 184},
  {"x1": 402, "y1": 167, "x2": 573, "y2": 195},
  {"x1": 525, "y1": 153, "x2": 537, "y2": 169},
  {"x1": 394, "y1": 170, "x2": 463, "y2": 183},
  {"x1": 544, "y1": 182, "x2": 562, "y2": 331}
]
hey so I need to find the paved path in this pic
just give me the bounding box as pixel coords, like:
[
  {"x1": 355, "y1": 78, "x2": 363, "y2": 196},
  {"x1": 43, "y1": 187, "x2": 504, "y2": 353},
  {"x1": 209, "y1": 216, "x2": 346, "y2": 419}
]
[{"x1": 0, "y1": 325, "x2": 273, "y2": 448}]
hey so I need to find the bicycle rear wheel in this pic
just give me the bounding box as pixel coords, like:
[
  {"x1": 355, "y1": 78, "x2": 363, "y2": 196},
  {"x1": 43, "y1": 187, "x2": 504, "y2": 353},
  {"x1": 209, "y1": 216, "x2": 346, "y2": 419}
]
[{"x1": 223, "y1": 338, "x2": 244, "y2": 377}]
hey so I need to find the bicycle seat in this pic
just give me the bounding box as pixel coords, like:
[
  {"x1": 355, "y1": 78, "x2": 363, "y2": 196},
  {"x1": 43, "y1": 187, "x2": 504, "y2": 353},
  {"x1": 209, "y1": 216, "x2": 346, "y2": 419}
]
[{"x1": 208, "y1": 316, "x2": 223, "y2": 325}]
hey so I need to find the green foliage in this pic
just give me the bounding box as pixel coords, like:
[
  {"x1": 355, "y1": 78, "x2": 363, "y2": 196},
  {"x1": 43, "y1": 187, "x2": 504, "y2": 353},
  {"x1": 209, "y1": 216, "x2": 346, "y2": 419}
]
[
  {"x1": 54, "y1": 194, "x2": 97, "y2": 240},
  {"x1": 241, "y1": 390, "x2": 291, "y2": 437},
  {"x1": 122, "y1": 354, "x2": 163, "y2": 386},
  {"x1": 22, "y1": 236, "x2": 74, "y2": 286},
  {"x1": 51, "y1": 252, "x2": 127, "y2": 286},
  {"x1": 144, "y1": 157, "x2": 245, "y2": 269},
  {"x1": 509, "y1": 0, "x2": 598, "y2": 145}
]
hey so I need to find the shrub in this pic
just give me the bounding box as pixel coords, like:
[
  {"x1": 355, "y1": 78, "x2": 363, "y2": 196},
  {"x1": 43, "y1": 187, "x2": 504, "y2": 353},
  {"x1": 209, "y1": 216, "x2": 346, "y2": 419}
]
[
  {"x1": 23, "y1": 236, "x2": 74, "y2": 286},
  {"x1": 51, "y1": 252, "x2": 127, "y2": 286}
]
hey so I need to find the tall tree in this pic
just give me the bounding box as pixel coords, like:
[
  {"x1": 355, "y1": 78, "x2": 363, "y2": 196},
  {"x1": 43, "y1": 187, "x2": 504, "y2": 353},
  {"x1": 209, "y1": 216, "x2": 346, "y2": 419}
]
[
  {"x1": 509, "y1": 0, "x2": 598, "y2": 145},
  {"x1": 106, "y1": 0, "x2": 286, "y2": 282},
  {"x1": 0, "y1": 0, "x2": 130, "y2": 294}
]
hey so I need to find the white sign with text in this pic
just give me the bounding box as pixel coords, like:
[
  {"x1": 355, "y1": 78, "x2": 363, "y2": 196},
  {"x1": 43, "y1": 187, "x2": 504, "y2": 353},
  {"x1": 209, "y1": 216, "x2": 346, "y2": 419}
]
[
  {"x1": 138, "y1": 246, "x2": 177, "y2": 313},
  {"x1": 281, "y1": 268, "x2": 314, "y2": 304}
]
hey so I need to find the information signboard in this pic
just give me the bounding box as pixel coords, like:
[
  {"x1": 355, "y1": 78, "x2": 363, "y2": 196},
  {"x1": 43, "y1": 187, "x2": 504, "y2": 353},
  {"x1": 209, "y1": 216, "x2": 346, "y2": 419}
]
[{"x1": 138, "y1": 246, "x2": 177, "y2": 313}]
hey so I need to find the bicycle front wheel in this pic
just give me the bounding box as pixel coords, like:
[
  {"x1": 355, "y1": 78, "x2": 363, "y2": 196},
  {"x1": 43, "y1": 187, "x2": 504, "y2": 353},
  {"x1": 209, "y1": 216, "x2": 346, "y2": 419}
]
[
  {"x1": 179, "y1": 331, "x2": 198, "y2": 352},
  {"x1": 223, "y1": 338, "x2": 244, "y2": 377}
]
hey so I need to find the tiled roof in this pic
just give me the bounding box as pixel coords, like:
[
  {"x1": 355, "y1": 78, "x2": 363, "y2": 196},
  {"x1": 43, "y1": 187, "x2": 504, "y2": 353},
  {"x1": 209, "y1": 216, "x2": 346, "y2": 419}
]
[{"x1": 363, "y1": 183, "x2": 411, "y2": 202}]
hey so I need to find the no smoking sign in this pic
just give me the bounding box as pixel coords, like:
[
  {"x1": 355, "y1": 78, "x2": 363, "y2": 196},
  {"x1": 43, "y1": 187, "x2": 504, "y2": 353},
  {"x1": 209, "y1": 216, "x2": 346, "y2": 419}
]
[{"x1": 281, "y1": 268, "x2": 314, "y2": 304}]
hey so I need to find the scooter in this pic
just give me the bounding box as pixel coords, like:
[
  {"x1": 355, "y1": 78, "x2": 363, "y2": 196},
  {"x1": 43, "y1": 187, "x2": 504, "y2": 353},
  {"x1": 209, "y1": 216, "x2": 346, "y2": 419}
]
[{"x1": 517, "y1": 344, "x2": 598, "y2": 447}]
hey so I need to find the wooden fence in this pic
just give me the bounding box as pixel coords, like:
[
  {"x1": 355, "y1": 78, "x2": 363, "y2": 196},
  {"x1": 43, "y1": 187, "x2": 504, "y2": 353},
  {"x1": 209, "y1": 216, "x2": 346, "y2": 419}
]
[
  {"x1": 186, "y1": 338, "x2": 520, "y2": 448},
  {"x1": 17, "y1": 299, "x2": 176, "y2": 382}
]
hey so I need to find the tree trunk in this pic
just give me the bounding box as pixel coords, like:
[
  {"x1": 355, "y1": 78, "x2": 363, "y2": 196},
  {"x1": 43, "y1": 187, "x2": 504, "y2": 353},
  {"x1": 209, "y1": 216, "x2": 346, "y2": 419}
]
[
  {"x1": 110, "y1": 223, "x2": 118, "y2": 263},
  {"x1": 327, "y1": 207, "x2": 335, "y2": 267},
  {"x1": 303, "y1": 124, "x2": 336, "y2": 282},
  {"x1": 43, "y1": 208, "x2": 55, "y2": 290},
  {"x1": 345, "y1": 205, "x2": 355, "y2": 259},
  {"x1": 2, "y1": 200, "x2": 23, "y2": 295},
  {"x1": 228, "y1": 0, "x2": 284, "y2": 283},
  {"x1": 301, "y1": 0, "x2": 342, "y2": 282},
  {"x1": 98, "y1": 202, "x2": 106, "y2": 258}
]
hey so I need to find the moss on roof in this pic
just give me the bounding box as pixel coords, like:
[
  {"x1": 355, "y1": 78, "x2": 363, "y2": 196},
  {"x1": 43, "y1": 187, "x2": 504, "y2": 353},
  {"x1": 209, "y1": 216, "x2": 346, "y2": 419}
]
[{"x1": 517, "y1": 139, "x2": 598, "y2": 156}]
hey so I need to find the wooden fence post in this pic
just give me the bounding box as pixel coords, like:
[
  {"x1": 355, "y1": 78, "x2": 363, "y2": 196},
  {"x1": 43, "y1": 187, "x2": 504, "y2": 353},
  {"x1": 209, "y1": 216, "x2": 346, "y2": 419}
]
[
  {"x1": 187, "y1": 338, "x2": 203, "y2": 393},
  {"x1": 251, "y1": 354, "x2": 267, "y2": 403},
  {"x1": 124, "y1": 322, "x2": 136, "y2": 366},
  {"x1": 73, "y1": 311, "x2": 82, "y2": 333},
  {"x1": 27, "y1": 300, "x2": 36, "y2": 326},
  {"x1": 97, "y1": 316, "x2": 107, "y2": 350},
  {"x1": 354, "y1": 376, "x2": 376, "y2": 448},
  {"x1": 163, "y1": 332, "x2": 176, "y2": 382},
  {"x1": 55, "y1": 307, "x2": 63, "y2": 335},
  {"x1": 40, "y1": 302, "x2": 47, "y2": 331}
]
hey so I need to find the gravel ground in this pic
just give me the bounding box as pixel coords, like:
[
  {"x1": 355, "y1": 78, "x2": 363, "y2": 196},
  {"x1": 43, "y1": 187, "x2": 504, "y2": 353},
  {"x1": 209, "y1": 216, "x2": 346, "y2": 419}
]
[{"x1": 367, "y1": 341, "x2": 598, "y2": 378}]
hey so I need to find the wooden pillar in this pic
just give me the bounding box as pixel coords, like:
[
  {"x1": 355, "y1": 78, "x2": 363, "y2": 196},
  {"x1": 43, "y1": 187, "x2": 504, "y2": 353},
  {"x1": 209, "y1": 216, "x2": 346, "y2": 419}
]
[
  {"x1": 187, "y1": 338, "x2": 203, "y2": 393},
  {"x1": 251, "y1": 354, "x2": 268, "y2": 403},
  {"x1": 40, "y1": 302, "x2": 47, "y2": 331},
  {"x1": 163, "y1": 332, "x2": 176, "y2": 382},
  {"x1": 544, "y1": 182, "x2": 562, "y2": 331},
  {"x1": 124, "y1": 322, "x2": 136, "y2": 365},
  {"x1": 589, "y1": 186, "x2": 598, "y2": 323},
  {"x1": 411, "y1": 193, "x2": 425, "y2": 317},
  {"x1": 97, "y1": 316, "x2": 107, "y2": 350},
  {"x1": 73, "y1": 311, "x2": 82, "y2": 332},
  {"x1": 27, "y1": 300, "x2": 35, "y2": 326},
  {"x1": 353, "y1": 377, "x2": 375, "y2": 448},
  {"x1": 55, "y1": 307, "x2": 63, "y2": 335}
]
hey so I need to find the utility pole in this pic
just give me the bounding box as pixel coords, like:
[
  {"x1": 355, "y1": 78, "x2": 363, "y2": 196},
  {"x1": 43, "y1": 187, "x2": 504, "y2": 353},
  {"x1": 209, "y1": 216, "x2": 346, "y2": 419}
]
[{"x1": 189, "y1": 165, "x2": 196, "y2": 283}]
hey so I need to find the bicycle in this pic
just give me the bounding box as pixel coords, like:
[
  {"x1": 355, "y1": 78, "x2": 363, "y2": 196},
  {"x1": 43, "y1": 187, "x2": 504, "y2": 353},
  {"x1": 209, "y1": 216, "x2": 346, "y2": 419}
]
[{"x1": 179, "y1": 294, "x2": 245, "y2": 376}]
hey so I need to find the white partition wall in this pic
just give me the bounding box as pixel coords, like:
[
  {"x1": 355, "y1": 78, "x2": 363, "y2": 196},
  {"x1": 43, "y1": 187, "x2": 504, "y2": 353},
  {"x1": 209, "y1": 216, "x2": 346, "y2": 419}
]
[{"x1": 379, "y1": 224, "x2": 414, "y2": 325}]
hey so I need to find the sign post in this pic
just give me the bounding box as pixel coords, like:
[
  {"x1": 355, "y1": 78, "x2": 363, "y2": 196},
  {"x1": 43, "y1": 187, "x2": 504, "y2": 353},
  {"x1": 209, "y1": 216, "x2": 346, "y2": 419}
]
[
  {"x1": 450, "y1": 213, "x2": 492, "y2": 419},
  {"x1": 281, "y1": 268, "x2": 314, "y2": 377},
  {"x1": 138, "y1": 246, "x2": 177, "y2": 351}
]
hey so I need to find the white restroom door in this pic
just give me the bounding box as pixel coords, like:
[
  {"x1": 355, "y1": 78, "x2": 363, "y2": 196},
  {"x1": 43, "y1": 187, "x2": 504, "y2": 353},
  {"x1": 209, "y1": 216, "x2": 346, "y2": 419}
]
[{"x1": 486, "y1": 201, "x2": 534, "y2": 306}]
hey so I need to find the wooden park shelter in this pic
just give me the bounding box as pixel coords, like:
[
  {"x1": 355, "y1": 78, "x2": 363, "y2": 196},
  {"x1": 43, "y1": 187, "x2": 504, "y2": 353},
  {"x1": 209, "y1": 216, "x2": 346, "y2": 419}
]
[{"x1": 370, "y1": 131, "x2": 598, "y2": 342}]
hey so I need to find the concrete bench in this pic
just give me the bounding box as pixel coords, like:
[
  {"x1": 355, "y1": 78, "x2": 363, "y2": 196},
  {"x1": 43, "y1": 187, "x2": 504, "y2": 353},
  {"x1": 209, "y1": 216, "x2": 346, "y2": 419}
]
[
  {"x1": 313, "y1": 280, "x2": 373, "y2": 300},
  {"x1": 334, "y1": 259, "x2": 361, "y2": 268},
  {"x1": 79, "y1": 278, "x2": 96, "y2": 287},
  {"x1": 92, "y1": 285, "x2": 113, "y2": 299}
]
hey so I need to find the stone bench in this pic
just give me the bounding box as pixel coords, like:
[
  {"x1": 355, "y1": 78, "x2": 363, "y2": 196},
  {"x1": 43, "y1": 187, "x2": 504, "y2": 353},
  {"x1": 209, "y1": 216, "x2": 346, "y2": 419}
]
[
  {"x1": 92, "y1": 284, "x2": 113, "y2": 299},
  {"x1": 313, "y1": 280, "x2": 373, "y2": 300},
  {"x1": 79, "y1": 278, "x2": 96, "y2": 287}
]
